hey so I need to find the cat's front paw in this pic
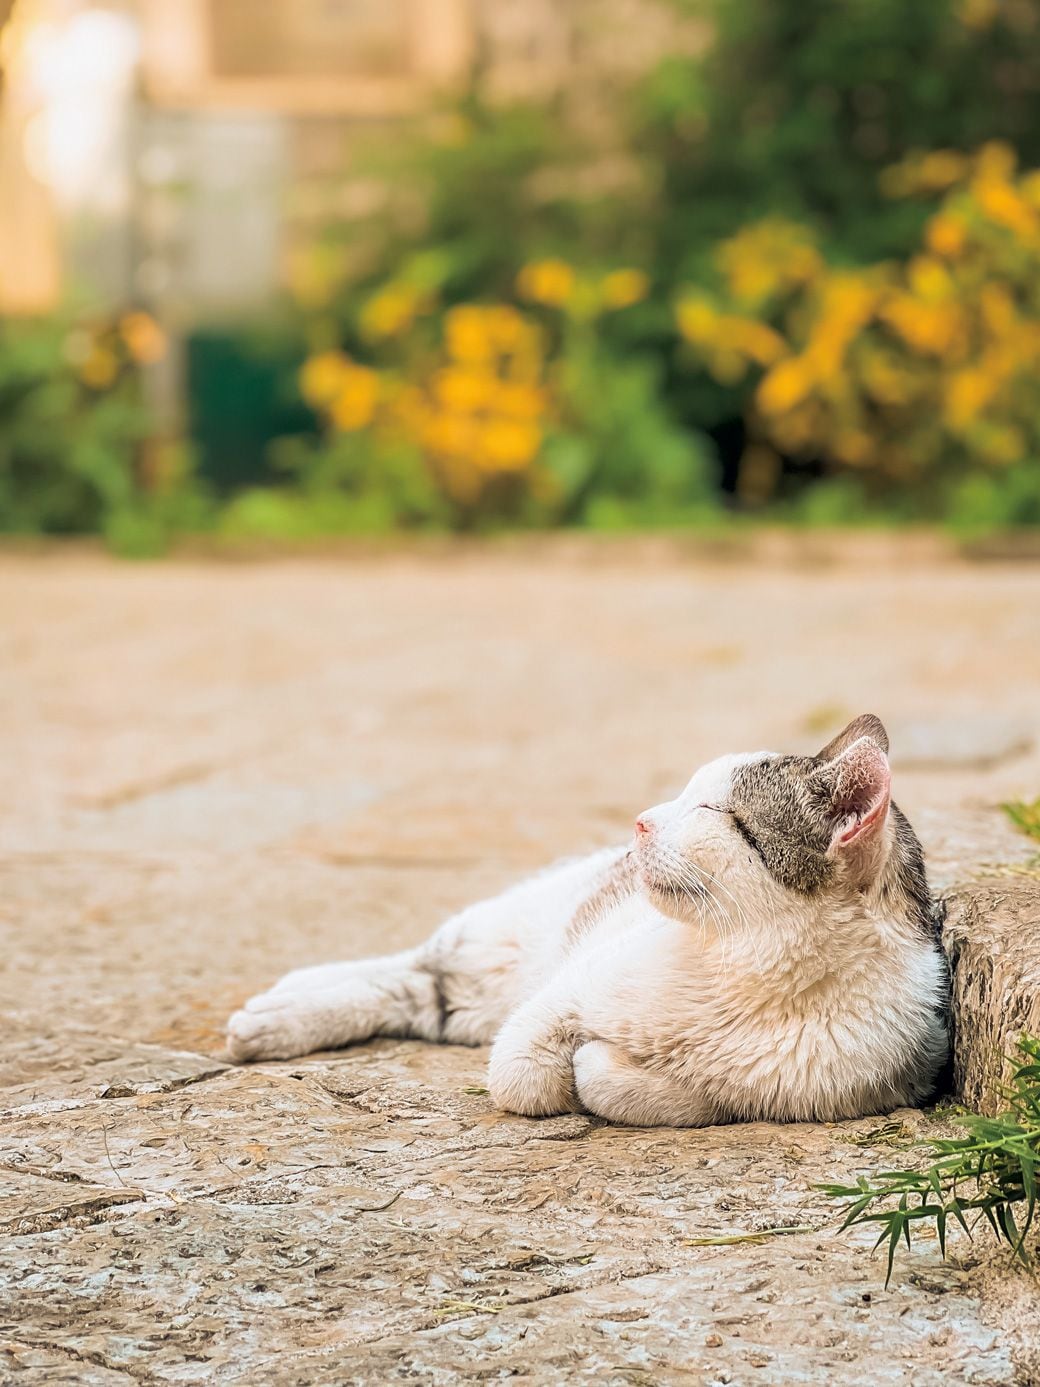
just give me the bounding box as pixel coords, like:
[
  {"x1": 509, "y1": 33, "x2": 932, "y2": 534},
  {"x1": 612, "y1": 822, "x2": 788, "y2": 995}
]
[
  {"x1": 226, "y1": 991, "x2": 318, "y2": 1062},
  {"x1": 487, "y1": 1030, "x2": 576, "y2": 1118}
]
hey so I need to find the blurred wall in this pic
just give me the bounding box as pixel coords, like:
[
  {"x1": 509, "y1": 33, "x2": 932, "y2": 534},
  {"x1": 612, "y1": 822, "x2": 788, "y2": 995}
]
[{"x1": 0, "y1": 0, "x2": 699, "y2": 318}]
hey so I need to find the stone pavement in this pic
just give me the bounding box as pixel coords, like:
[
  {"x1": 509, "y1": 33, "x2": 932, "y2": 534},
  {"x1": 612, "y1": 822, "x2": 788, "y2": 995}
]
[{"x1": 1, "y1": 540, "x2": 1039, "y2": 1384}]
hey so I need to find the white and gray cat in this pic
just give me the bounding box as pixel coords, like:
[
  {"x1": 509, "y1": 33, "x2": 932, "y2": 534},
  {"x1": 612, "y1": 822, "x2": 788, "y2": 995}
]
[{"x1": 227, "y1": 715, "x2": 949, "y2": 1126}]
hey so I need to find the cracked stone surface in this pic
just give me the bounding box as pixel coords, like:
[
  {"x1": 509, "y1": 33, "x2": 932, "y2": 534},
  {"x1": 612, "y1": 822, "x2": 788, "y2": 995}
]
[{"x1": 2, "y1": 541, "x2": 1039, "y2": 1385}]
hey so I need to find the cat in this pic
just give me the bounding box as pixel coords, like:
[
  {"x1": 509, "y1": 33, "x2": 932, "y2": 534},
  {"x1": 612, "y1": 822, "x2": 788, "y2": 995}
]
[{"x1": 227, "y1": 714, "x2": 949, "y2": 1126}]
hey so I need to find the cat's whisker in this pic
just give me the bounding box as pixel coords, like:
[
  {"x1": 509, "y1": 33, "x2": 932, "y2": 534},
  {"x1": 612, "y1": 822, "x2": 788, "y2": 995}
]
[
  {"x1": 692, "y1": 865, "x2": 767, "y2": 973},
  {"x1": 660, "y1": 854, "x2": 737, "y2": 973}
]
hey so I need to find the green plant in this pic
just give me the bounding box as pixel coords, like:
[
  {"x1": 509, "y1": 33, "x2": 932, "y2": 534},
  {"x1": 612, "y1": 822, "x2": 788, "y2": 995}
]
[
  {"x1": 820, "y1": 1035, "x2": 1040, "y2": 1284},
  {"x1": 632, "y1": 0, "x2": 1040, "y2": 506},
  {"x1": 672, "y1": 147, "x2": 1040, "y2": 519},
  {"x1": 548, "y1": 342, "x2": 717, "y2": 526},
  {"x1": 221, "y1": 430, "x2": 449, "y2": 540},
  {"x1": 293, "y1": 97, "x2": 610, "y2": 316},
  {"x1": 0, "y1": 315, "x2": 210, "y2": 554},
  {"x1": 279, "y1": 276, "x2": 716, "y2": 532},
  {"x1": 637, "y1": 0, "x2": 1040, "y2": 276},
  {"x1": 1002, "y1": 799, "x2": 1040, "y2": 841}
]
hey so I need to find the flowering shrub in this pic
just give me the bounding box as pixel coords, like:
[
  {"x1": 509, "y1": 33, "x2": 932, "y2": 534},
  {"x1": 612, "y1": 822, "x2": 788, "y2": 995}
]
[
  {"x1": 276, "y1": 261, "x2": 714, "y2": 530},
  {"x1": 0, "y1": 313, "x2": 208, "y2": 553},
  {"x1": 676, "y1": 145, "x2": 1040, "y2": 523},
  {"x1": 14, "y1": 1, "x2": 1040, "y2": 543},
  {"x1": 302, "y1": 304, "x2": 548, "y2": 508}
]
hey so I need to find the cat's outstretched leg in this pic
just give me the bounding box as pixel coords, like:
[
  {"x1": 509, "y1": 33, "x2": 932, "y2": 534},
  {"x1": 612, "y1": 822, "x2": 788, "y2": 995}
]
[
  {"x1": 572, "y1": 1040, "x2": 716, "y2": 1127},
  {"x1": 227, "y1": 949, "x2": 448, "y2": 1061},
  {"x1": 227, "y1": 846, "x2": 625, "y2": 1064}
]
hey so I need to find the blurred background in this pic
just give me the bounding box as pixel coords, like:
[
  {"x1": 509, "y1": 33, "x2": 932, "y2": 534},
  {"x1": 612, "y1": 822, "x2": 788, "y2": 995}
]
[{"x1": 3, "y1": 0, "x2": 1040, "y2": 552}]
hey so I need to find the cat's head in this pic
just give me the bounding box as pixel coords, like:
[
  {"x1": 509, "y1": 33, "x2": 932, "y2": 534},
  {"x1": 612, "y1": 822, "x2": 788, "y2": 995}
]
[{"x1": 634, "y1": 714, "x2": 932, "y2": 935}]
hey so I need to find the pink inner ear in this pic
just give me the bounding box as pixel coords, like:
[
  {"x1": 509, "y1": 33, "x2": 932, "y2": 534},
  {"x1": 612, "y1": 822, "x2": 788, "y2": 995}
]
[
  {"x1": 827, "y1": 735, "x2": 892, "y2": 851},
  {"x1": 836, "y1": 786, "x2": 891, "y2": 846}
]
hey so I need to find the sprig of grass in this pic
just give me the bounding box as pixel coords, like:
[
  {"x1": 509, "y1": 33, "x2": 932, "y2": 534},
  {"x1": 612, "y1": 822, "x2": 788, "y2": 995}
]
[
  {"x1": 682, "y1": 1224, "x2": 813, "y2": 1246},
  {"x1": 819, "y1": 1035, "x2": 1040, "y2": 1285},
  {"x1": 1002, "y1": 798, "x2": 1040, "y2": 842}
]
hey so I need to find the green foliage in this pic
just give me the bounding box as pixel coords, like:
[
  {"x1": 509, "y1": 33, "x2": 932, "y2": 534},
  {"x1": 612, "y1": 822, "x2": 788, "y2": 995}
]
[
  {"x1": 637, "y1": 0, "x2": 1040, "y2": 272},
  {"x1": 946, "y1": 461, "x2": 1040, "y2": 534},
  {"x1": 221, "y1": 430, "x2": 449, "y2": 540},
  {"x1": 1002, "y1": 799, "x2": 1040, "y2": 842},
  {"x1": 319, "y1": 98, "x2": 618, "y2": 313},
  {"x1": 546, "y1": 342, "x2": 717, "y2": 526},
  {"x1": 13, "y1": 1, "x2": 1040, "y2": 542},
  {"x1": 629, "y1": 0, "x2": 1040, "y2": 518},
  {"x1": 0, "y1": 317, "x2": 210, "y2": 555},
  {"x1": 820, "y1": 1035, "x2": 1040, "y2": 1284}
]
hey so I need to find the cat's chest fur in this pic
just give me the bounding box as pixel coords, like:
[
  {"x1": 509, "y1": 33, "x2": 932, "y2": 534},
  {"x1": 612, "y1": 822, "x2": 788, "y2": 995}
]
[{"x1": 549, "y1": 887, "x2": 947, "y2": 1122}]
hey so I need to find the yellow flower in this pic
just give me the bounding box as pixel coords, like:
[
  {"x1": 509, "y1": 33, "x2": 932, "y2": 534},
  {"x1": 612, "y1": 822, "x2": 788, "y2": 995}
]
[
  {"x1": 485, "y1": 305, "x2": 530, "y2": 352},
  {"x1": 493, "y1": 381, "x2": 546, "y2": 419},
  {"x1": 386, "y1": 382, "x2": 426, "y2": 431},
  {"x1": 917, "y1": 150, "x2": 969, "y2": 190},
  {"x1": 445, "y1": 306, "x2": 494, "y2": 364},
  {"x1": 359, "y1": 284, "x2": 423, "y2": 340},
  {"x1": 926, "y1": 213, "x2": 967, "y2": 259},
  {"x1": 676, "y1": 296, "x2": 718, "y2": 344},
  {"x1": 726, "y1": 319, "x2": 786, "y2": 367},
  {"x1": 716, "y1": 220, "x2": 821, "y2": 305},
  {"x1": 422, "y1": 410, "x2": 479, "y2": 459},
  {"x1": 120, "y1": 312, "x2": 166, "y2": 364},
  {"x1": 974, "y1": 141, "x2": 1017, "y2": 183},
  {"x1": 328, "y1": 365, "x2": 380, "y2": 431},
  {"x1": 300, "y1": 351, "x2": 350, "y2": 408},
  {"x1": 978, "y1": 283, "x2": 1015, "y2": 336},
  {"x1": 689, "y1": 309, "x2": 787, "y2": 372},
  {"x1": 516, "y1": 259, "x2": 575, "y2": 308},
  {"x1": 78, "y1": 346, "x2": 119, "y2": 390},
  {"x1": 756, "y1": 357, "x2": 816, "y2": 414},
  {"x1": 433, "y1": 367, "x2": 495, "y2": 413},
  {"x1": 802, "y1": 274, "x2": 880, "y2": 377},
  {"x1": 600, "y1": 269, "x2": 650, "y2": 310},
  {"x1": 821, "y1": 274, "x2": 879, "y2": 325},
  {"x1": 688, "y1": 156, "x2": 1040, "y2": 485},
  {"x1": 944, "y1": 368, "x2": 996, "y2": 427},
  {"x1": 908, "y1": 257, "x2": 953, "y2": 302},
  {"x1": 881, "y1": 150, "x2": 967, "y2": 199},
  {"x1": 880, "y1": 294, "x2": 963, "y2": 357},
  {"x1": 477, "y1": 418, "x2": 541, "y2": 471},
  {"x1": 973, "y1": 178, "x2": 1037, "y2": 237}
]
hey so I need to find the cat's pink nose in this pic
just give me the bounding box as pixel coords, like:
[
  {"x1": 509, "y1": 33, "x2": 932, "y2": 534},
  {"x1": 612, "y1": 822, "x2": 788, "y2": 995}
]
[{"x1": 635, "y1": 817, "x2": 653, "y2": 837}]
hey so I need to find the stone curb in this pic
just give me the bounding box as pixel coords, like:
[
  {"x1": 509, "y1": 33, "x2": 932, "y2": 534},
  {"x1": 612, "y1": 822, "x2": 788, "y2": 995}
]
[{"x1": 943, "y1": 878, "x2": 1040, "y2": 1114}]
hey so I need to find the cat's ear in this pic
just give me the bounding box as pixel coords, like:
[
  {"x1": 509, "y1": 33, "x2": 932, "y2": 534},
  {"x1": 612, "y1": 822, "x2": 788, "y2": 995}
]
[
  {"x1": 816, "y1": 713, "x2": 889, "y2": 761},
  {"x1": 819, "y1": 735, "x2": 892, "y2": 858}
]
